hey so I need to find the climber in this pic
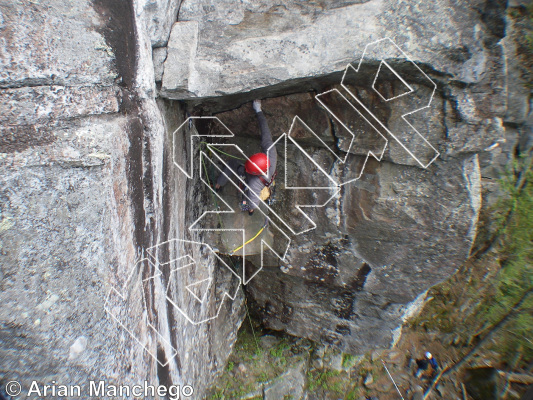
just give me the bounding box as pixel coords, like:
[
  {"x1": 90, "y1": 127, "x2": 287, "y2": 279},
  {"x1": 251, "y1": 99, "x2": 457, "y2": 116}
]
[
  {"x1": 215, "y1": 99, "x2": 277, "y2": 216},
  {"x1": 415, "y1": 352, "x2": 439, "y2": 379}
]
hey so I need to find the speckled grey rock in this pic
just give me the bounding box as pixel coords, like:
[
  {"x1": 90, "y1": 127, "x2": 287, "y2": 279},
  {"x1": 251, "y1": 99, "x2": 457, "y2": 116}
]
[
  {"x1": 137, "y1": 0, "x2": 182, "y2": 47},
  {"x1": 1, "y1": 0, "x2": 530, "y2": 398},
  {"x1": 152, "y1": 46, "x2": 168, "y2": 82},
  {"x1": 160, "y1": 0, "x2": 507, "y2": 101},
  {"x1": 264, "y1": 360, "x2": 307, "y2": 400},
  {"x1": 0, "y1": 0, "x2": 243, "y2": 398}
]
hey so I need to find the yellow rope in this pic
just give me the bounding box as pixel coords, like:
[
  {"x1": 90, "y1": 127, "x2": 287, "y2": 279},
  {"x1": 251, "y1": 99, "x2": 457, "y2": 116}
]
[{"x1": 230, "y1": 224, "x2": 266, "y2": 255}]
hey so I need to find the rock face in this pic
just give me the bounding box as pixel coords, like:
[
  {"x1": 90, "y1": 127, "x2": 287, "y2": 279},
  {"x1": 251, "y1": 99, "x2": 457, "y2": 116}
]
[
  {"x1": 165, "y1": 0, "x2": 528, "y2": 357},
  {"x1": 200, "y1": 88, "x2": 482, "y2": 352},
  {"x1": 160, "y1": 0, "x2": 507, "y2": 101},
  {"x1": 0, "y1": 0, "x2": 243, "y2": 396},
  {"x1": 1, "y1": 0, "x2": 531, "y2": 398},
  {"x1": 136, "y1": 0, "x2": 183, "y2": 47}
]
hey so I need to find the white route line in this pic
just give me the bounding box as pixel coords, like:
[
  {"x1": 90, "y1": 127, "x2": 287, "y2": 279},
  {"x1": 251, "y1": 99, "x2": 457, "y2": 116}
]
[
  {"x1": 313, "y1": 89, "x2": 389, "y2": 187},
  {"x1": 185, "y1": 277, "x2": 212, "y2": 303},
  {"x1": 285, "y1": 119, "x2": 340, "y2": 188},
  {"x1": 193, "y1": 149, "x2": 292, "y2": 285},
  {"x1": 203, "y1": 143, "x2": 339, "y2": 237},
  {"x1": 372, "y1": 60, "x2": 414, "y2": 102},
  {"x1": 104, "y1": 258, "x2": 178, "y2": 367},
  {"x1": 381, "y1": 359, "x2": 406, "y2": 400},
  {"x1": 172, "y1": 116, "x2": 234, "y2": 179},
  {"x1": 342, "y1": 37, "x2": 440, "y2": 169},
  {"x1": 147, "y1": 239, "x2": 242, "y2": 325},
  {"x1": 314, "y1": 88, "x2": 388, "y2": 165}
]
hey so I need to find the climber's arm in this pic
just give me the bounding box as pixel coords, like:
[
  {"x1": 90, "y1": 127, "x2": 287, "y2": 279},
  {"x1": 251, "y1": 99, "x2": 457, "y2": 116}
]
[{"x1": 255, "y1": 108, "x2": 277, "y2": 175}]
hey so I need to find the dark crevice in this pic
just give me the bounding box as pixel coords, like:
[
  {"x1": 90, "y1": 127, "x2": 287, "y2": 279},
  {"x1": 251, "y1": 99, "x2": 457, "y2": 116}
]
[
  {"x1": 93, "y1": 0, "x2": 149, "y2": 253},
  {"x1": 175, "y1": 0, "x2": 184, "y2": 22},
  {"x1": 335, "y1": 324, "x2": 351, "y2": 336},
  {"x1": 352, "y1": 263, "x2": 371, "y2": 291},
  {"x1": 477, "y1": 0, "x2": 507, "y2": 46},
  {"x1": 326, "y1": 114, "x2": 343, "y2": 155},
  {"x1": 157, "y1": 346, "x2": 173, "y2": 392},
  {"x1": 124, "y1": 110, "x2": 148, "y2": 251},
  {"x1": 503, "y1": 120, "x2": 524, "y2": 130},
  {"x1": 92, "y1": 0, "x2": 137, "y2": 89},
  {"x1": 186, "y1": 71, "x2": 345, "y2": 115},
  {"x1": 443, "y1": 94, "x2": 450, "y2": 141}
]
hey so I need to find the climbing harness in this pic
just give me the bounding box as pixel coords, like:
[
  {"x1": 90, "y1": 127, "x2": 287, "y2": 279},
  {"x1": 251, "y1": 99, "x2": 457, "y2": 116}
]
[
  {"x1": 258, "y1": 170, "x2": 277, "y2": 204},
  {"x1": 258, "y1": 169, "x2": 277, "y2": 187}
]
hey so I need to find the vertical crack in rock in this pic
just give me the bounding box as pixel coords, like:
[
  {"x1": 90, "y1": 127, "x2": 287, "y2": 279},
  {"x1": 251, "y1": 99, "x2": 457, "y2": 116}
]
[
  {"x1": 157, "y1": 345, "x2": 173, "y2": 389},
  {"x1": 92, "y1": 0, "x2": 137, "y2": 89},
  {"x1": 160, "y1": 136, "x2": 183, "y2": 374},
  {"x1": 126, "y1": 113, "x2": 149, "y2": 251},
  {"x1": 479, "y1": 0, "x2": 507, "y2": 44},
  {"x1": 352, "y1": 263, "x2": 371, "y2": 291},
  {"x1": 94, "y1": 0, "x2": 177, "y2": 387}
]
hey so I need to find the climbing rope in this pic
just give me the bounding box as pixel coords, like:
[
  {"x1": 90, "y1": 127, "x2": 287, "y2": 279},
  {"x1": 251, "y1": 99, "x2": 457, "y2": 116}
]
[
  {"x1": 200, "y1": 141, "x2": 246, "y2": 161},
  {"x1": 244, "y1": 296, "x2": 261, "y2": 353}
]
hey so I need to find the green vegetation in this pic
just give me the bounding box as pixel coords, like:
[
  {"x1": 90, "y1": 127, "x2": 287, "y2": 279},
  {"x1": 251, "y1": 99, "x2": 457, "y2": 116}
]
[
  {"x1": 226, "y1": 361, "x2": 234, "y2": 372},
  {"x1": 208, "y1": 389, "x2": 224, "y2": 399},
  {"x1": 345, "y1": 389, "x2": 359, "y2": 400},
  {"x1": 342, "y1": 354, "x2": 352, "y2": 369},
  {"x1": 204, "y1": 319, "x2": 312, "y2": 399},
  {"x1": 258, "y1": 371, "x2": 269, "y2": 382},
  {"x1": 526, "y1": 3, "x2": 533, "y2": 52},
  {"x1": 474, "y1": 162, "x2": 533, "y2": 363},
  {"x1": 411, "y1": 161, "x2": 533, "y2": 369},
  {"x1": 341, "y1": 353, "x2": 356, "y2": 369},
  {"x1": 269, "y1": 339, "x2": 290, "y2": 365},
  {"x1": 307, "y1": 369, "x2": 343, "y2": 393}
]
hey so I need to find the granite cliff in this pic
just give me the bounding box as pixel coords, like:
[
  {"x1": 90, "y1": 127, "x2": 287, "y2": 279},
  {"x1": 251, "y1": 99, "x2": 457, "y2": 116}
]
[{"x1": 0, "y1": 0, "x2": 531, "y2": 399}]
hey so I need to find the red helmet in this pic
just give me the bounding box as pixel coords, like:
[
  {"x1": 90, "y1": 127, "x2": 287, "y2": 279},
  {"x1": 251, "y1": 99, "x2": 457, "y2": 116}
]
[{"x1": 245, "y1": 153, "x2": 269, "y2": 175}]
